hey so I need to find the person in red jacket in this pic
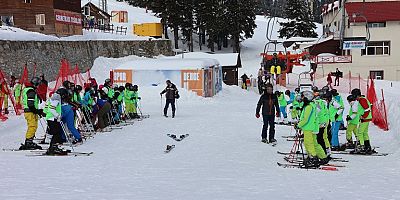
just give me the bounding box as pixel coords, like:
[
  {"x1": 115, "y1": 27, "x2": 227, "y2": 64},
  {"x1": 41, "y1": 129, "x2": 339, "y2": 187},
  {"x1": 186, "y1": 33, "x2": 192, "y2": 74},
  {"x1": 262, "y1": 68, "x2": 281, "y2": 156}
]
[
  {"x1": 36, "y1": 74, "x2": 48, "y2": 102},
  {"x1": 351, "y1": 88, "x2": 374, "y2": 154},
  {"x1": 327, "y1": 73, "x2": 333, "y2": 89}
]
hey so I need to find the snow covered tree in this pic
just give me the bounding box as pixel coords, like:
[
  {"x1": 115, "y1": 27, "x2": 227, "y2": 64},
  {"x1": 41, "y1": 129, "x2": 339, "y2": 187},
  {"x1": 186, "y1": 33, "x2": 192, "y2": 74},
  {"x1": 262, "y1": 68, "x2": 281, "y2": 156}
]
[{"x1": 278, "y1": 0, "x2": 318, "y2": 39}]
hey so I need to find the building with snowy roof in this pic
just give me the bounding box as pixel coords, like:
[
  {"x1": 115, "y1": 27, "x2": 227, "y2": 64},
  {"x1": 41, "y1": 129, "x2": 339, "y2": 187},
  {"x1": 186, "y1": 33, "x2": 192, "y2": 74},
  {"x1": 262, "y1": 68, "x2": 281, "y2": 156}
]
[{"x1": 111, "y1": 58, "x2": 223, "y2": 97}]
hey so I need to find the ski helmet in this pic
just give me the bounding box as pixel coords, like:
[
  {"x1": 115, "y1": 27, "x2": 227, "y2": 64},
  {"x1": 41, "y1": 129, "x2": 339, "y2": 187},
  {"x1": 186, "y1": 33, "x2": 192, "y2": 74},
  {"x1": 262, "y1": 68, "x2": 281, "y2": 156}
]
[
  {"x1": 302, "y1": 91, "x2": 314, "y2": 102},
  {"x1": 324, "y1": 91, "x2": 333, "y2": 100},
  {"x1": 295, "y1": 87, "x2": 300, "y2": 93},
  {"x1": 56, "y1": 88, "x2": 68, "y2": 100},
  {"x1": 312, "y1": 86, "x2": 319, "y2": 92},
  {"x1": 30, "y1": 77, "x2": 40, "y2": 87},
  {"x1": 321, "y1": 86, "x2": 329, "y2": 92},
  {"x1": 51, "y1": 93, "x2": 61, "y2": 102},
  {"x1": 285, "y1": 90, "x2": 291, "y2": 96},
  {"x1": 104, "y1": 78, "x2": 111, "y2": 86},
  {"x1": 118, "y1": 86, "x2": 125, "y2": 92},
  {"x1": 132, "y1": 85, "x2": 138, "y2": 91},
  {"x1": 351, "y1": 88, "x2": 361, "y2": 97},
  {"x1": 331, "y1": 89, "x2": 338, "y2": 96},
  {"x1": 62, "y1": 81, "x2": 71, "y2": 89},
  {"x1": 347, "y1": 94, "x2": 356, "y2": 102},
  {"x1": 75, "y1": 85, "x2": 83, "y2": 92}
]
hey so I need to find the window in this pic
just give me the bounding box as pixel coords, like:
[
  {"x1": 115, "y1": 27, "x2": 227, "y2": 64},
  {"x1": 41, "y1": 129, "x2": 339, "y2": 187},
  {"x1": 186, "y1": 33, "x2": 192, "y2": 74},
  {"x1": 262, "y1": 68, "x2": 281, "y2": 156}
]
[
  {"x1": 84, "y1": 6, "x2": 90, "y2": 16},
  {"x1": 342, "y1": 49, "x2": 351, "y2": 56},
  {"x1": 370, "y1": 70, "x2": 384, "y2": 80},
  {"x1": 361, "y1": 41, "x2": 390, "y2": 56},
  {"x1": 98, "y1": 18, "x2": 104, "y2": 25},
  {"x1": 24, "y1": 0, "x2": 31, "y2": 3},
  {"x1": 35, "y1": 14, "x2": 45, "y2": 25},
  {"x1": 368, "y1": 22, "x2": 386, "y2": 28}
]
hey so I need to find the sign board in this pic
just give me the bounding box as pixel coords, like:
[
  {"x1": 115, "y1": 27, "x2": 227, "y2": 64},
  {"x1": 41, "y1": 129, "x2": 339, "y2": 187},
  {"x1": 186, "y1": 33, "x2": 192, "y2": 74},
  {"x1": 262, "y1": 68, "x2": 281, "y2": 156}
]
[
  {"x1": 343, "y1": 41, "x2": 366, "y2": 50},
  {"x1": 181, "y1": 70, "x2": 203, "y2": 96},
  {"x1": 55, "y1": 10, "x2": 82, "y2": 25},
  {"x1": 113, "y1": 69, "x2": 132, "y2": 85}
]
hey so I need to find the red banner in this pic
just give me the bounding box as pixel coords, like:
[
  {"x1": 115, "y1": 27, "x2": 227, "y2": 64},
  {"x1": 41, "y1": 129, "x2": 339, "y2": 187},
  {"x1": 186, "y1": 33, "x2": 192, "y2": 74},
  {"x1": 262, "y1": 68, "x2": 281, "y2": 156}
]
[{"x1": 55, "y1": 10, "x2": 82, "y2": 25}]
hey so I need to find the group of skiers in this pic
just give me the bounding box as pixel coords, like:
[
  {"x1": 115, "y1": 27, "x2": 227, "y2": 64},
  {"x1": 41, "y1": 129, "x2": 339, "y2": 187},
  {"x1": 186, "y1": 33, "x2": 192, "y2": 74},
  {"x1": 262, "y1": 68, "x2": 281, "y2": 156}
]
[
  {"x1": 16, "y1": 76, "x2": 150, "y2": 155},
  {"x1": 256, "y1": 85, "x2": 374, "y2": 167}
]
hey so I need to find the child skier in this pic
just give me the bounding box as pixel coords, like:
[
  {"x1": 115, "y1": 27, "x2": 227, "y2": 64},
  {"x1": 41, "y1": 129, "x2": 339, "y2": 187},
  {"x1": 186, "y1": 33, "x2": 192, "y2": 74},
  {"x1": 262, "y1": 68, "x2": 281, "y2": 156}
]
[
  {"x1": 345, "y1": 94, "x2": 360, "y2": 149},
  {"x1": 289, "y1": 88, "x2": 301, "y2": 122},
  {"x1": 131, "y1": 85, "x2": 141, "y2": 118},
  {"x1": 329, "y1": 89, "x2": 344, "y2": 150},
  {"x1": 255, "y1": 83, "x2": 280, "y2": 144},
  {"x1": 351, "y1": 88, "x2": 374, "y2": 154},
  {"x1": 14, "y1": 79, "x2": 22, "y2": 109},
  {"x1": 315, "y1": 93, "x2": 331, "y2": 156},
  {"x1": 19, "y1": 77, "x2": 44, "y2": 150},
  {"x1": 124, "y1": 83, "x2": 135, "y2": 119},
  {"x1": 44, "y1": 93, "x2": 67, "y2": 155},
  {"x1": 296, "y1": 91, "x2": 328, "y2": 167},
  {"x1": 277, "y1": 91, "x2": 288, "y2": 124}
]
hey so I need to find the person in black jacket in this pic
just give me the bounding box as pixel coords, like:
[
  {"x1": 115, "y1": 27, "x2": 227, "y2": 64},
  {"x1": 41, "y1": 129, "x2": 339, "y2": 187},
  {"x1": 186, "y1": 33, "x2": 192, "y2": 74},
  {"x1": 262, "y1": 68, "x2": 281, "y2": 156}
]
[
  {"x1": 255, "y1": 83, "x2": 280, "y2": 144},
  {"x1": 160, "y1": 80, "x2": 178, "y2": 118}
]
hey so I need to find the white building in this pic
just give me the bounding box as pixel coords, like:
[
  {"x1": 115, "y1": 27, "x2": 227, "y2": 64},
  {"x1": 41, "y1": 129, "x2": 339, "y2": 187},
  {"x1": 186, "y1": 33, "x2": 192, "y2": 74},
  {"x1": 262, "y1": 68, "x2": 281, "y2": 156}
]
[{"x1": 307, "y1": 0, "x2": 400, "y2": 81}]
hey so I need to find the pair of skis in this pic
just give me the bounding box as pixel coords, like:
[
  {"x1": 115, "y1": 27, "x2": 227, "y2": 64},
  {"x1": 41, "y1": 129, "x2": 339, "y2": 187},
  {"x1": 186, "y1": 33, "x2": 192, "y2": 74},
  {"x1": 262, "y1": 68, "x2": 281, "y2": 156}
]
[
  {"x1": 2, "y1": 148, "x2": 93, "y2": 157},
  {"x1": 164, "y1": 134, "x2": 190, "y2": 153}
]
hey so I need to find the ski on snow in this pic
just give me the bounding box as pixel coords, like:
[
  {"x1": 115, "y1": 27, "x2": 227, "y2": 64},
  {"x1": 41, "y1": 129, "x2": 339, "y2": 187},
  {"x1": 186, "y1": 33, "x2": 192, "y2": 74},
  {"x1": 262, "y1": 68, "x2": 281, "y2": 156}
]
[
  {"x1": 332, "y1": 151, "x2": 388, "y2": 156},
  {"x1": 277, "y1": 162, "x2": 338, "y2": 171},
  {"x1": 26, "y1": 151, "x2": 93, "y2": 157},
  {"x1": 167, "y1": 134, "x2": 189, "y2": 142},
  {"x1": 164, "y1": 145, "x2": 175, "y2": 153}
]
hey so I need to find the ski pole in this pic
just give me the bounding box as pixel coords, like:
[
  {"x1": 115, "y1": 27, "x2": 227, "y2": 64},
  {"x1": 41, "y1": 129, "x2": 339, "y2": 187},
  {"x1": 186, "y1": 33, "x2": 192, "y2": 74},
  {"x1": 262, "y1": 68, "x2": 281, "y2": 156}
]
[
  {"x1": 38, "y1": 117, "x2": 48, "y2": 144},
  {"x1": 60, "y1": 121, "x2": 75, "y2": 153},
  {"x1": 160, "y1": 95, "x2": 163, "y2": 116}
]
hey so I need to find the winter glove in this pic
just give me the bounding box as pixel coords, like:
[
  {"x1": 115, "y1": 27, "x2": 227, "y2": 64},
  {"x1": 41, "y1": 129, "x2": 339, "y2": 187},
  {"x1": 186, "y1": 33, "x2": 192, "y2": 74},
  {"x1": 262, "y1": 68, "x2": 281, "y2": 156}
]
[
  {"x1": 346, "y1": 115, "x2": 352, "y2": 121},
  {"x1": 289, "y1": 106, "x2": 293, "y2": 109},
  {"x1": 276, "y1": 112, "x2": 280, "y2": 118},
  {"x1": 296, "y1": 107, "x2": 301, "y2": 111},
  {"x1": 138, "y1": 97, "x2": 141, "y2": 100},
  {"x1": 334, "y1": 114, "x2": 339, "y2": 120},
  {"x1": 256, "y1": 113, "x2": 260, "y2": 118}
]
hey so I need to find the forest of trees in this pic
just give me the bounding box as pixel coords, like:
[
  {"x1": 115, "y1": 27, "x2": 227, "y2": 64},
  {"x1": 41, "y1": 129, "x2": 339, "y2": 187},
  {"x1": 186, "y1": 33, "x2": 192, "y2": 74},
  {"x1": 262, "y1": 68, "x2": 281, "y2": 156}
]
[{"x1": 118, "y1": 0, "x2": 327, "y2": 51}]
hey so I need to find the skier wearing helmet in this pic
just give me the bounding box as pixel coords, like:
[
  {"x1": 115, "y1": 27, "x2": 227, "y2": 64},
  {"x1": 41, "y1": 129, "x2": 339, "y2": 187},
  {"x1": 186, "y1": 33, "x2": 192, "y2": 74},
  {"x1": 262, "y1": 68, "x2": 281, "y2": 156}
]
[
  {"x1": 295, "y1": 91, "x2": 328, "y2": 167},
  {"x1": 19, "y1": 77, "x2": 44, "y2": 150},
  {"x1": 351, "y1": 88, "x2": 374, "y2": 154}
]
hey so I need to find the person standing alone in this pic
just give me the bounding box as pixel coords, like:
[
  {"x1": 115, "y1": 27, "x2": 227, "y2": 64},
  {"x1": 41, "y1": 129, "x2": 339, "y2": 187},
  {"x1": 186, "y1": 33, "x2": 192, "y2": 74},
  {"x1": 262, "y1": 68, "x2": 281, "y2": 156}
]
[
  {"x1": 256, "y1": 83, "x2": 280, "y2": 144},
  {"x1": 160, "y1": 80, "x2": 179, "y2": 118}
]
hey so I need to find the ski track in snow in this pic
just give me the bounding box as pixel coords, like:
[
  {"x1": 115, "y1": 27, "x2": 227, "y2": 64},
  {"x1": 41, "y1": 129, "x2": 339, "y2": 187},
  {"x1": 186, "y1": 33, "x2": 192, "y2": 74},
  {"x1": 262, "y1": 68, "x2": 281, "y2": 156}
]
[{"x1": 0, "y1": 85, "x2": 399, "y2": 200}]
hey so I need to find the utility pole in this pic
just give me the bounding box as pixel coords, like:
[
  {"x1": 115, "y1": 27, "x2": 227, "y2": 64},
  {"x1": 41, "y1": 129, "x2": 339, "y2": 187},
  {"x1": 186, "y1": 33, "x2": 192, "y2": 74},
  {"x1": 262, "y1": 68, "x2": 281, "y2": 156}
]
[{"x1": 340, "y1": 0, "x2": 346, "y2": 52}]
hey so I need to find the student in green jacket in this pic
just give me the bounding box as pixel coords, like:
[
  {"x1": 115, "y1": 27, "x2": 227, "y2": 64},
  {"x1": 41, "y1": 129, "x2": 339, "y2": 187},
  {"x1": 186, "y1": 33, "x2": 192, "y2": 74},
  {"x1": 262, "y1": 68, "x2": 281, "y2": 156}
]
[{"x1": 296, "y1": 91, "x2": 328, "y2": 167}]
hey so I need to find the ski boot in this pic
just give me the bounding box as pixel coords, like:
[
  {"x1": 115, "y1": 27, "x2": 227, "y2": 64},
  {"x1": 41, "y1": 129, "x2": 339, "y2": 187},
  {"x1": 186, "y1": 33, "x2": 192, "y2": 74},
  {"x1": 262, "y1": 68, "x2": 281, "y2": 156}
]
[
  {"x1": 319, "y1": 157, "x2": 330, "y2": 165},
  {"x1": 172, "y1": 111, "x2": 175, "y2": 118},
  {"x1": 4, "y1": 108, "x2": 9, "y2": 114},
  {"x1": 72, "y1": 138, "x2": 83, "y2": 145},
  {"x1": 261, "y1": 138, "x2": 268, "y2": 143},
  {"x1": 303, "y1": 157, "x2": 320, "y2": 168},
  {"x1": 46, "y1": 145, "x2": 68, "y2": 155},
  {"x1": 364, "y1": 140, "x2": 376, "y2": 155},
  {"x1": 345, "y1": 140, "x2": 355, "y2": 149},
  {"x1": 19, "y1": 139, "x2": 43, "y2": 150},
  {"x1": 350, "y1": 145, "x2": 365, "y2": 154}
]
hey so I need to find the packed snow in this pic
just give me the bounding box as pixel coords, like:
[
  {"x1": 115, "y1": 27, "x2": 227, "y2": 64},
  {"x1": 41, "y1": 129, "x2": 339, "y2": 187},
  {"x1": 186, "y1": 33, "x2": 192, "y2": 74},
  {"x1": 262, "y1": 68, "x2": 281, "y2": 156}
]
[{"x1": 0, "y1": 79, "x2": 399, "y2": 199}]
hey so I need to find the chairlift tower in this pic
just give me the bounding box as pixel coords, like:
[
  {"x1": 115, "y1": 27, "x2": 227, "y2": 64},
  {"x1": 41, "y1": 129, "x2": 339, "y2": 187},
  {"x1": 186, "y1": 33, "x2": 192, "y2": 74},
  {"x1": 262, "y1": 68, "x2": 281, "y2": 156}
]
[{"x1": 99, "y1": 0, "x2": 108, "y2": 13}]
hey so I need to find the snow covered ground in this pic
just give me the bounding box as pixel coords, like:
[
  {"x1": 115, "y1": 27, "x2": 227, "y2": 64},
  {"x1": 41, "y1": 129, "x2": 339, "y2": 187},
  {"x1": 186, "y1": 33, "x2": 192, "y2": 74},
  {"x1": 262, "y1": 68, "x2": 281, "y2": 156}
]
[{"x1": 1, "y1": 81, "x2": 399, "y2": 199}]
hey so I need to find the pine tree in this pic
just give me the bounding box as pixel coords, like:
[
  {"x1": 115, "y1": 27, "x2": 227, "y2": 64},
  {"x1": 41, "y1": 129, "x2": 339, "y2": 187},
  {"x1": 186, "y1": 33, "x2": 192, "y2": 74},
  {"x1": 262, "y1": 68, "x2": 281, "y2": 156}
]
[
  {"x1": 225, "y1": 0, "x2": 257, "y2": 53},
  {"x1": 278, "y1": 0, "x2": 318, "y2": 39}
]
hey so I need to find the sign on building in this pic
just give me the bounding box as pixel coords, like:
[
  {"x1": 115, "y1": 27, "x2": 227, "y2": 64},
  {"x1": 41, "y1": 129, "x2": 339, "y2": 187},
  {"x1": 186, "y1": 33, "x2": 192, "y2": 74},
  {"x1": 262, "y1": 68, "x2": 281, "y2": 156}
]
[{"x1": 343, "y1": 41, "x2": 366, "y2": 50}]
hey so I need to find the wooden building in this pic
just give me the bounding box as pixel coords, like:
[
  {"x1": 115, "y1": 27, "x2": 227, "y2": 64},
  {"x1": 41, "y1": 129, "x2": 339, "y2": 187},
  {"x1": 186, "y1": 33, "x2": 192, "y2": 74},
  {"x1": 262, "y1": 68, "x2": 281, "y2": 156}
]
[
  {"x1": 82, "y1": 2, "x2": 111, "y2": 28},
  {"x1": 0, "y1": 0, "x2": 82, "y2": 36}
]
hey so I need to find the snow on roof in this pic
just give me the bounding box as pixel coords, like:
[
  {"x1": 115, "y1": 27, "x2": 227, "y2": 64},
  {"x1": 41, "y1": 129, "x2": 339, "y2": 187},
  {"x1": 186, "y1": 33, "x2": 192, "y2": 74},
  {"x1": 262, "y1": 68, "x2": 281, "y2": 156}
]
[
  {"x1": 116, "y1": 57, "x2": 220, "y2": 70},
  {"x1": 303, "y1": 35, "x2": 334, "y2": 49},
  {"x1": 174, "y1": 52, "x2": 239, "y2": 67},
  {"x1": 0, "y1": 26, "x2": 152, "y2": 41},
  {"x1": 81, "y1": 0, "x2": 160, "y2": 24}
]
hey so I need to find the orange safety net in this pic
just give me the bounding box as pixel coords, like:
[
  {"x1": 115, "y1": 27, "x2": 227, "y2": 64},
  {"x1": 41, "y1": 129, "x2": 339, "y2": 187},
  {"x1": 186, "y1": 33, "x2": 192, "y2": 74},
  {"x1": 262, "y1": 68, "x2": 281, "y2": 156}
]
[
  {"x1": 0, "y1": 69, "x2": 21, "y2": 118},
  {"x1": 367, "y1": 78, "x2": 389, "y2": 131}
]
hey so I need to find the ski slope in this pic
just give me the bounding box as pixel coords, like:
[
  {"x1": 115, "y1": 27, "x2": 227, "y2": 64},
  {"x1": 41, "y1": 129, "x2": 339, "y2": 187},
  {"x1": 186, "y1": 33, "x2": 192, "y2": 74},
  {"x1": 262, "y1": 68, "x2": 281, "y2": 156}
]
[{"x1": 0, "y1": 82, "x2": 399, "y2": 199}]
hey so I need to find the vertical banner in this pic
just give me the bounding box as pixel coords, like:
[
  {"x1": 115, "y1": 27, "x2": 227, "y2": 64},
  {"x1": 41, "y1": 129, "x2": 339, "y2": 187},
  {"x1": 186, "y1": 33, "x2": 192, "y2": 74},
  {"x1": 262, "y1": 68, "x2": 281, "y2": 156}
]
[
  {"x1": 113, "y1": 69, "x2": 133, "y2": 86},
  {"x1": 181, "y1": 70, "x2": 203, "y2": 96}
]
